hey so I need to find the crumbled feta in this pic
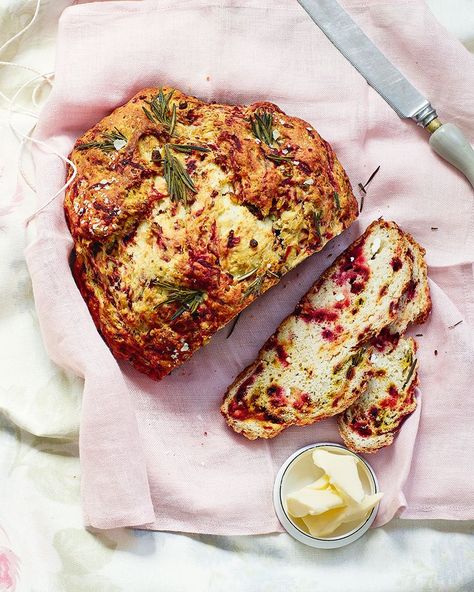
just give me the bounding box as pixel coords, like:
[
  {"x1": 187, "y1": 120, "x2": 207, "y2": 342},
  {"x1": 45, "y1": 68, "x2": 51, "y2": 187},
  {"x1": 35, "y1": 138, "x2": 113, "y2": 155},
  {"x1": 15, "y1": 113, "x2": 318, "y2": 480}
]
[
  {"x1": 279, "y1": 118, "x2": 285, "y2": 124},
  {"x1": 371, "y1": 237, "x2": 381, "y2": 255},
  {"x1": 292, "y1": 160, "x2": 300, "y2": 165},
  {"x1": 272, "y1": 129, "x2": 281, "y2": 141},
  {"x1": 99, "y1": 179, "x2": 108, "y2": 185},
  {"x1": 370, "y1": 353, "x2": 378, "y2": 363},
  {"x1": 303, "y1": 178, "x2": 314, "y2": 186},
  {"x1": 180, "y1": 342, "x2": 190, "y2": 352},
  {"x1": 113, "y1": 138, "x2": 127, "y2": 150},
  {"x1": 350, "y1": 256, "x2": 355, "y2": 262},
  {"x1": 254, "y1": 138, "x2": 261, "y2": 144},
  {"x1": 282, "y1": 149, "x2": 289, "y2": 155},
  {"x1": 335, "y1": 293, "x2": 344, "y2": 302}
]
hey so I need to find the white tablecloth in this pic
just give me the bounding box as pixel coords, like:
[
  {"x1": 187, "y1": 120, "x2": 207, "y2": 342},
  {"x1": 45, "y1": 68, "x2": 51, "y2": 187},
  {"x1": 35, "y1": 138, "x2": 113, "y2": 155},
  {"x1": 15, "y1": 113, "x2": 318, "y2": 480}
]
[{"x1": 0, "y1": 1, "x2": 473, "y2": 590}]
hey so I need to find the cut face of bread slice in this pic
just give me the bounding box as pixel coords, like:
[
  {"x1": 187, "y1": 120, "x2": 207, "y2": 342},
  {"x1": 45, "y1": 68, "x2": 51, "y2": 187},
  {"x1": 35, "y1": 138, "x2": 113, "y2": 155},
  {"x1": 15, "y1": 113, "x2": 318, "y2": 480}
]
[
  {"x1": 387, "y1": 234, "x2": 431, "y2": 336},
  {"x1": 338, "y1": 338, "x2": 418, "y2": 453},
  {"x1": 221, "y1": 220, "x2": 414, "y2": 440}
]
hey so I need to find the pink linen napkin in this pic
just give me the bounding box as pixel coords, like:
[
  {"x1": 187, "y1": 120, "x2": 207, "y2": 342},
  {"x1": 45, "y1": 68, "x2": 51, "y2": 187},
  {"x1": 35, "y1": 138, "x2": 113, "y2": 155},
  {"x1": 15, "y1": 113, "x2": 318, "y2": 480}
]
[{"x1": 25, "y1": 0, "x2": 474, "y2": 533}]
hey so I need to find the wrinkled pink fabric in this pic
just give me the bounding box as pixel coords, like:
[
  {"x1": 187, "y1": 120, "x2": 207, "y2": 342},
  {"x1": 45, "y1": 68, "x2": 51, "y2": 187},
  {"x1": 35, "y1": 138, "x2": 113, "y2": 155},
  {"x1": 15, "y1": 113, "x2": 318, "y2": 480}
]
[{"x1": 25, "y1": 0, "x2": 474, "y2": 533}]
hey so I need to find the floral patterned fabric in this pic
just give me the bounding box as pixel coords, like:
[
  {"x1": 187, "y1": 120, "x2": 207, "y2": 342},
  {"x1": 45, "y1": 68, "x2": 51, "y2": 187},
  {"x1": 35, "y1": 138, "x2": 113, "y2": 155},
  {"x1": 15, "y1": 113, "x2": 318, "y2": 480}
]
[{"x1": 0, "y1": 1, "x2": 473, "y2": 590}]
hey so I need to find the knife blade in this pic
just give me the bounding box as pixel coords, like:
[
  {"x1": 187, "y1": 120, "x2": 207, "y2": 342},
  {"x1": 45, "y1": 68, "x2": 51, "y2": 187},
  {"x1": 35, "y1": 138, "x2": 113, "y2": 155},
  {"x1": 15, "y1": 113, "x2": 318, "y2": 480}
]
[{"x1": 298, "y1": 0, "x2": 474, "y2": 188}]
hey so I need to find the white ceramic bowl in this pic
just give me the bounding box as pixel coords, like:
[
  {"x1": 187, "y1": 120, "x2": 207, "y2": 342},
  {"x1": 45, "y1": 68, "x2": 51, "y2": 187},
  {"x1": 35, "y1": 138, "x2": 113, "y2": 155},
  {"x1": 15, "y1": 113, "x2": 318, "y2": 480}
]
[{"x1": 273, "y1": 442, "x2": 380, "y2": 549}]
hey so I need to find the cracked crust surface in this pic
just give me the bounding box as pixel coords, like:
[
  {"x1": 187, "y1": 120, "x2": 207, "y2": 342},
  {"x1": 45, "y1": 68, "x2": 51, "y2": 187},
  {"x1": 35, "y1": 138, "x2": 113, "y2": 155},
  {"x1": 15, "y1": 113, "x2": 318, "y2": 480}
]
[{"x1": 64, "y1": 87, "x2": 358, "y2": 380}]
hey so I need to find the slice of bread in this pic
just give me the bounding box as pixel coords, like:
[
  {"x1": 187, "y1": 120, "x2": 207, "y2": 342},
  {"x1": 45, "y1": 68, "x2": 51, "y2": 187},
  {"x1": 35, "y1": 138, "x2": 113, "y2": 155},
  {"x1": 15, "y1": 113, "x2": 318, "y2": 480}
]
[
  {"x1": 338, "y1": 337, "x2": 418, "y2": 453},
  {"x1": 221, "y1": 220, "x2": 414, "y2": 440},
  {"x1": 337, "y1": 231, "x2": 431, "y2": 452},
  {"x1": 387, "y1": 234, "x2": 431, "y2": 336}
]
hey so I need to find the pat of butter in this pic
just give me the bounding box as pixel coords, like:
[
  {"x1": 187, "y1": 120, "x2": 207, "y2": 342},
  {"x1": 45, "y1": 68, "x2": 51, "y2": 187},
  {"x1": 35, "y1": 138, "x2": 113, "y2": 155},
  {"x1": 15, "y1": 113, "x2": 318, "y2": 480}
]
[
  {"x1": 286, "y1": 487, "x2": 344, "y2": 518},
  {"x1": 307, "y1": 475, "x2": 329, "y2": 490},
  {"x1": 312, "y1": 449, "x2": 365, "y2": 503},
  {"x1": 285, "y1": 449, "x2": 384, "y2": 538},
  {"x1": 302, "y1": 493, "x2": 383, "y2": 538}
]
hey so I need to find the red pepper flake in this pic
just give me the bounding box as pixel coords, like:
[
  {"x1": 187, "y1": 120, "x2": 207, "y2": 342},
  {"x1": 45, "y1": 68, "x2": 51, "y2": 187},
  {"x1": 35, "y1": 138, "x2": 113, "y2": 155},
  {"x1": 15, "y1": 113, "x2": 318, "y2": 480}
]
[
  {"x1": 275, "y1": 344, "x2": 289, "y2": 367},
  {"x1": 293, "y1": 393, "x2": 310, "y2": 410},
  {"x1": 351, "y1": 420, "x2": 372, "y2": 437},
  {"x1": 235, "y1": 363, "x2": 264, "y2": 401},
  {"x1": 228, "y1": 400, "x2": 250, "y2": 420},
  {"x1": 267, "y1": 385, "x2": 287, "y2": 407},
  {"x1": 390, "y1": 257, "x2": 403, "y2": 271},
  {"x1": 380, "y1": 385, "x2": 399, "y2": 409},
  {"x1": 227, "y1": 230, "x2": 241, "y2": 248},
  {"x1": 296, "y1": 305, "x2": 339, "y2": 324},
  {"x1": 371, "y1": 327, "x2": 400, "y2": 351}
]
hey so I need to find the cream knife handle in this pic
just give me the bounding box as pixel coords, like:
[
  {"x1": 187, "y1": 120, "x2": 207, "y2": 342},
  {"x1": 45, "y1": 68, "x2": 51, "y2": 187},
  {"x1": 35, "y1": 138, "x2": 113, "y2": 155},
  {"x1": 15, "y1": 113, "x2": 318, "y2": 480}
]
[{"x1": 427, "y1": 120, "x2": 474, "y2": 188}]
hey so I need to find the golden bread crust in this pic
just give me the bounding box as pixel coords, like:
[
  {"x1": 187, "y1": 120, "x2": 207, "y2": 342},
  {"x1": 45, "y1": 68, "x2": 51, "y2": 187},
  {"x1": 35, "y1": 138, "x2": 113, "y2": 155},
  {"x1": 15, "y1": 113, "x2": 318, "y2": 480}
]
[{"x1": 65, "y1": 87, "x2": 358, "y2": 379}]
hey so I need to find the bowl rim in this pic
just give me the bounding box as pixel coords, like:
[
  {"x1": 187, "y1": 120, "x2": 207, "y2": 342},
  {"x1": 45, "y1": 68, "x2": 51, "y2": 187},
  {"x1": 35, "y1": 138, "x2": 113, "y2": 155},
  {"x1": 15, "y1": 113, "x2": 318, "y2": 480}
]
[{"x1": 273, "y1": 442, "x2": 380, "y2": 548}]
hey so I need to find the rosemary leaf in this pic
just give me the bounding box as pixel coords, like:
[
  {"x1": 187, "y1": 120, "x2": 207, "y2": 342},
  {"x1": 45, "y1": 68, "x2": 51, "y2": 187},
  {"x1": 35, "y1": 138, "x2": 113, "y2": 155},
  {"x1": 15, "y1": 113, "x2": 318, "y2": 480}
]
[
  {"x1": 227, "y1": 311, "x2": 242, "y2": 339},
  {"x1": 169, "y1": 103, "x2": 177, "y2": 136},
  {"x1": 266, "y1": 153, "x2": 294, "y2": 164},
  {"x1": 351, "y1": 348, "x2": 366, "y2": 367},
  {"x1": 333, "y1": 191, "x2": 341, "y2": 210},
  {"x1": 250, "y1": 110, "x2": 274, "y2": 146},
  {"x1": 168, "y1": 144, "x2": 211, "y2": 154},
  {"x1": 402, "y1": 356, "x2": 417, "y2": 389},
  {"x1": 313, "y1": 211, "x2": 322, "y2": 241},
  {"x1": 361, "y1": 165, "x2": 381, "y2": 191},
  {"x1": 235, "y1": 267, "x2": 258, "y2": 282},
  {"x1": 153, "y1": 279, "x2": 205, "y2": 319}
]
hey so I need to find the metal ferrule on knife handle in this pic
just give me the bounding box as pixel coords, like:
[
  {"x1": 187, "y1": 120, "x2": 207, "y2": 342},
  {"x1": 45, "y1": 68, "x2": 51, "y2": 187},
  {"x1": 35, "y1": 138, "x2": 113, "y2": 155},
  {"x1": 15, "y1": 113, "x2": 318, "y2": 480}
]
[{"x1": 412, "y1": 103, "x2": 438, "y2": 129}]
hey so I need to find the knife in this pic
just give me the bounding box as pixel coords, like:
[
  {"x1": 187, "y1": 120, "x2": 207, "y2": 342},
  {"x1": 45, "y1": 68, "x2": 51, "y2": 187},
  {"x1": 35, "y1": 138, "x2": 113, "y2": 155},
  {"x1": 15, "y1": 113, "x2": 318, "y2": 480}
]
[{"x1": 297, "y1": 0, "x2": 474, "y2": 188}]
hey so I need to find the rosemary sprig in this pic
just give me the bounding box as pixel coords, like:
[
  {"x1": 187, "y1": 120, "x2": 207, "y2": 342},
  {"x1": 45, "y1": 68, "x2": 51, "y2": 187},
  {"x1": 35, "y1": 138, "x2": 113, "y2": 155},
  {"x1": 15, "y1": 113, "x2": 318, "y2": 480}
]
[
  {"x1": 358, "y1": 165, "x2": 380, "y2": 212},
  {"x1": 153, "y1": 144, "x2": 197, "y2": 207},
  {"x1": 143, "y1": 88, "x2": 177, "y2": 135},
  {"x1": 168, "y1": 144, "x2": 211, "y2": 154},
  {"x1": 358, "y1": 165, "x2": 381, "y2": 195},
  {"x1": 313, "y1": 211, "x2": 322, "y2": 241},
  {"x1": 152, "y1": 279, "x2": 205, "y2": 320},
  {"x1": 402, "y1": 355, "x2": 417, "y2": 389},
  {"x1": 77, "y1": 128, "x2": 127, "y2": 152},
  {"x1": 266, "y1": 153, "x2": 294, "y2": 164},
  {"x1": 250, "y1": 110, "x2": 274, "y2": 146},
  {"x1": 333, "y1": 190, "x2": 341, "y2": 210}
]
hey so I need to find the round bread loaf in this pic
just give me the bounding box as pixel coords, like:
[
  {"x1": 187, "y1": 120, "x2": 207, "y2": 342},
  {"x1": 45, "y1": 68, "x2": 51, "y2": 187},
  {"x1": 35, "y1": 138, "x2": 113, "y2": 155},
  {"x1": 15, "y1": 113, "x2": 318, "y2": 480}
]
[{"x1": 65, "y1": 87, "x2": 357, "y2": 380}]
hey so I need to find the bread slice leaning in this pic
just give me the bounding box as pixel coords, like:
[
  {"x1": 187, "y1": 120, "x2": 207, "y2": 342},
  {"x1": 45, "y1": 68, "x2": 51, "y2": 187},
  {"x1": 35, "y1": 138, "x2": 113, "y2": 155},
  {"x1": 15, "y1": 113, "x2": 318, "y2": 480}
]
[
  {"x1": 338, "y1": 337, "x2": 418, "y2": 453},
  {"x1": 337, "y1": 231, "x2": 431, "y2": 452},
  {"x1": 221, "y1": 220, "x2": 414, "y2": 440}
]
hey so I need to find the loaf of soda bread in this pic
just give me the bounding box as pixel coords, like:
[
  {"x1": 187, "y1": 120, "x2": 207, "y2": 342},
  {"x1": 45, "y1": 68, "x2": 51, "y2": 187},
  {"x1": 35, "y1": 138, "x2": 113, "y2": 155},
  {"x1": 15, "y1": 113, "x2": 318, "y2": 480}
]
[{"x1": 64, "y1": 87, "x2": 357, "y2": 380}]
